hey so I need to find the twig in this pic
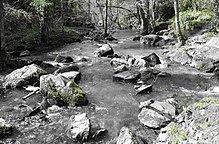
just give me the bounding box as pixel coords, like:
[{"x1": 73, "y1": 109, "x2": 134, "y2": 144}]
[{"x1": 22, "y1": 89, "x2": 39, "y2": 100}]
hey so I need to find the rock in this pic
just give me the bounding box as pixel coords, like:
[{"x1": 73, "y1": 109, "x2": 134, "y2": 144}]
[
  {"x1": 140, "y1": 68, "x2": 160, "y2": 84},
  {"x1": 58, "y1": 71, "x2": 81, "y2": 83},
  {"x1": 111, "y1": 55, "x2": 146, "y2": 68},
  {"x1": 3, "y1": 64, "x2": 47, "y2": 89},
  {"x1": 138, "y1": 98, "x2": 178, "y2": 128},
  {"x1": 19, "y1": 50, "x2": 30, "y2": 57},
  {"x1": 94, "y1": 44, "x2": 114, "y2": 57},
  {"x1": 40, "y1": 74, "x2": 88, "y2": 106},
  {"x1": 133, "y1": 35, "x2": 141, "y2": 41},
  {"x1": 55, "y1": 54, "x2": 74, "y2": 63},
  {"x1": 113, "y1": 64, "x2": 128, "y2": 74},
  {"x1": 156, "y1": 97, "x2": 219, "y2": 144},
  {"x1": 91, "y1": 128, "x2": 108, "y2": 139},
  {"x1": 67, "y1": 113, "x2": 90, "y2": 142},
  {"x1": 136, "y1": 84, "x2": 152, "y2": 94},
  {"x1": 47, "y1": 105, "x2": 62, "y2": 114},
  {"x1": 46, "y1": 113, "x2": 62, "y2": 122},
  {"x1": 0, "y1": 118, "x2": 13, "y2": 137},
  {"x1": 116, "y1": 127, "x2": 138, "y2": 144},
  {"x1": 142, "y1": 53, "x2": 161, "y2": 67},
  {"x1": 113, "y1": 71, "x2": 141, "y2": 83},
  {"x1": 167, "y1": 50, "x2": 192, "y2": 65},
  {"x1": 53, "y1": 65, "x2": 79, "y2": 75},
  {"x1": 140, "y1": 34, "x2": 165, "y2": 47},
  {"x1": 40, "y1": 61, "x2": 57, "y2": 74}
]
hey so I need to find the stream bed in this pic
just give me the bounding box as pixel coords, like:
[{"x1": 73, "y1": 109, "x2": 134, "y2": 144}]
[{"x1": 0, "y1": 30, "x2": 219, "y2": 143}]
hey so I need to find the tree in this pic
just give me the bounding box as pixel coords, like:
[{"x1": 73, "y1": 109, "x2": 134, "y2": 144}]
[
  {"x1": 173, "y1": 0, "x2": 184, "y2": 45},
  {"x1": 0, "y1": 0, "x2": 3, "y2": 50},
  {"x1": 104, "y1": 0, "x2": 108, "y2": 36},
  {"x1": 136, "y1": 0, "x2": 150, "y2": 35}
]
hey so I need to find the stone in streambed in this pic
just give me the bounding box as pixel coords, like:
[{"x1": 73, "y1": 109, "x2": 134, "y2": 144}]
[
  {"x1": 67, "y1": 113, "x2": 90, "y2": 142},
  {"x1": 40, "y1": 74, "x2": 87, "y2": 106},
  {"x1": 116, "y1": 127, "x2": 138, "y2": 144},
  {"x1": 3, "y1": 64, "x2": 47, "y2": 89},
  {"x1": 138, "y1": 98, "x2": 178, "y2": 128},
  {"x1": 94, "y1": 44, "x2": 114, "y2": 57},
  {"x1": 113, "y1": 71, "x2": 141, "y2": 83},
  {"x1": 0, "y1": 118, "x2": 13, "y2": 138}
]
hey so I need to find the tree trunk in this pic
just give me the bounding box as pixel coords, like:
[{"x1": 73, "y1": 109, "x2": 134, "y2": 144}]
[
  {"x1": 0, "y1": 0, "x2": 7, "y2": 71},
  {"x1": 104, "y1": 0, "x2": 108, "y2": 36},
  {"x1": 173, "y1": 0, "x2": 184, "y2": 44},
  {"x1": 136, "y1": 0, "x2": 149, "y2": 35},
  {"x1": 0, "y1": 0, "x2": 3, "y2": 50}
]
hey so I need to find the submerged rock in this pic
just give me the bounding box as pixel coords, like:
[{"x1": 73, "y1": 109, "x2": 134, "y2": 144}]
[
  {"x1": 40, "y1": 74, "x2": 88, "y2": 106},
  {"x1": 113, "y1": 71, "x2": 141, "y2": 83},
  {"x1": 116, "y1": 127, "x2": 138, "y2": 144},
  {"x1": 94, "y1": 44, "x2": 114, "y2": 57},
  {"x1": 53, "y1": 64, "x2": 79, "y2": 75},
  {"x1": 156, "y1": 97, "x2": 219, "y2": 144},
  {"x1": 113, "y1": 64, "x2": 129, "y2": 74},
  {"x1": 55, "y1": 54, "x2": 74, "y2": 63},
  {"x1": 140, "y1": 34, "x2": 165, "y2": 47},
  {"x1": 67, "y1": 113, "x2": 90, "y2": 142},
  {"x1": 20, "y1": 50, "x2": 30, "y2": 57},
  {"x1": 3, "y1": 64, "x2": 47, "y2": 89},
  {"x1": 138, "y1": 98, "x2": 178, "y2": 128}
]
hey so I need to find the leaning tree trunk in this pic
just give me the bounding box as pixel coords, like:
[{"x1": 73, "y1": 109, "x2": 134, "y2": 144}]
[
  {"x1": 173, "y1": 0, "x2": 184, "y2": 45},
  {"x1": 0, "y1": 0, "x2": 7, "y2": 71},
  {"x1": 0, "y1": 0, "x2": 3, "y2": 50},
  {"x1": 104, "y1": 0, "x2": 108, "y2": 37},
  {"x1": 136, "y1": 0, "x2": 150, "y2": 35}
]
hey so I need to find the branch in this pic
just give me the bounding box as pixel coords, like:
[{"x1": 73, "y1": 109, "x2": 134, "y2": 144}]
[{"x1": 97, "y1": 5, "x2": 138, "y2": 18}]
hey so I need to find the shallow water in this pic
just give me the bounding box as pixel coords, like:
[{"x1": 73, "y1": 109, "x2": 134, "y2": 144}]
[{"x1": 1, "y1": 30, "x2": 219, "y2": 143}]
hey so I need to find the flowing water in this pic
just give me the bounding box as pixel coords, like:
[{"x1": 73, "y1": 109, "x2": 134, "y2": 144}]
[{"x1": 0, "y1": 30, "x2": 219, "y2": 143}]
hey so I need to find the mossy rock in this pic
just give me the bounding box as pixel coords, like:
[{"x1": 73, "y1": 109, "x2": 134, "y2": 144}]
[{"x1": 40, "y1": 74, "x2": 88, "y2": 107}]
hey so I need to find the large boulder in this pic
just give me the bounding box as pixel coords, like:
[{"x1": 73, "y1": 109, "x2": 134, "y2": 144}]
[
  {"x1": 167, "y1": 49, "x2": 192, "y2": 65},
  {"x1": 40, "y1": 74, "x2": 88, "y2": 106},
  {"x1": 111, "y1": 56, "x2": 146, "y2": 68},
  {"x1": 156, "y1": 97, "x2": 219, "y2": 144},
  {"x1": 113, "y1": 71, "x2": 141, "y2": 83},
  {"x1": 94, "y1": 44, "x2": 114, "y2": 57},
  {"x1": 67, "y1": 113, "x2": 90, "y2": 142},
  {"x1": 116, "y1": 127, "x2": 138, "y2": 144},
  {"x1": 142, "y1": 53, "x2": 161, "y2": 67},
  {"x1": 140, "y1": 34, "x2": 165, "y2": 47},
  {"x1": 3, "y1": 64, "x2": 47, "y2": 89},
  {"x1": 138, "y1": 98, "x2": 178, "y2": 128}
]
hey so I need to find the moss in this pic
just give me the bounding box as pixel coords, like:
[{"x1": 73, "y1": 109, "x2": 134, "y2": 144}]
[
  {"x1": 170, "y1": 125, "x2": 179, "y2": 134},
  {"x1": 206, "y1": 122, "x2": 212, "y2": 128},
  {"x1": 198, "y1": 63, "x2": 209, "y2": 71},
  {"x1": 47, "y1": 79, "x2": 87, "y2": 106}
]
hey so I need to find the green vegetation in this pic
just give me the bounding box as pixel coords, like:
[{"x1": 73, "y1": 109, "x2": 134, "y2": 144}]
[
  {"x1": 47, "y1": 79, "x2": 87, "y2": 106},
  {"x1": 169, "y1": 123, "x2": 188, "y2": 143},
  {"x1": 171, "y1": 9, "x2": 214, "y2": 38},
  {"x1": 185, "y1": 97, "x2": 219, "y2": 111}
]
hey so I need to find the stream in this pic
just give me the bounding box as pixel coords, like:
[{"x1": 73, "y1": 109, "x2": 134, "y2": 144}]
[{"x1": 0, "y1": 30, "x2": 219, "y2": 143}]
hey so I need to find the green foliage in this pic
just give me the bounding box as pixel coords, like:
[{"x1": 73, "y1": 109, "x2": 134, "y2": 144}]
[
  {"x1": 47, "y1": 79, "x2": 87, "y2": 106},
  {"x1": 171, "y1": 9, "x2": 214, "y2": 38},
  {"x1": 169, "y1": 123, "x2": 188, "y2": 143},
  {"x1": 185, "y1": 97, "x2": 219, "y2": 111}
]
